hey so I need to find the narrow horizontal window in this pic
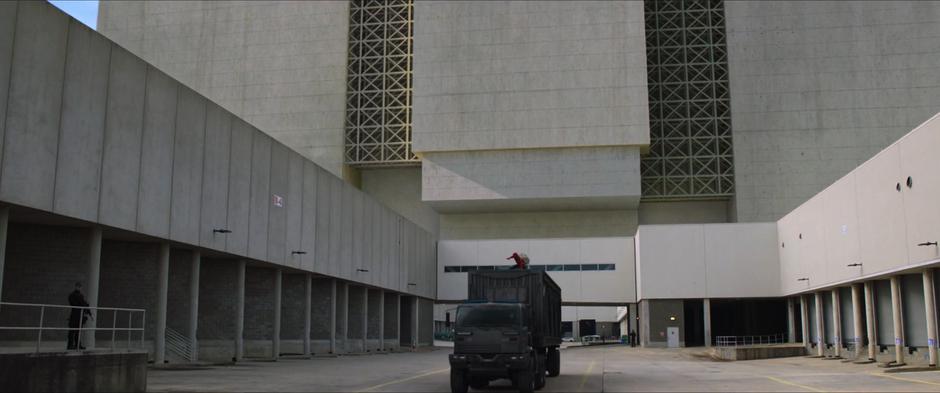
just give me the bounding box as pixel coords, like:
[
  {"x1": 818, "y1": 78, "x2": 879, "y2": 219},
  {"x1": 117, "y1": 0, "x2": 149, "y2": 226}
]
[
  {"x1": 580, "y1": 264, "x2": 598, "y2": 271},
  {"x1": 460, "y1": 266, "x2": 478, "y2": 272},
  {"x1": 444, "y1": 266, "x2": 460, "y2": 273},
  {"x1": 598, "y1": 264, "x2": 615, "y2": 271}
]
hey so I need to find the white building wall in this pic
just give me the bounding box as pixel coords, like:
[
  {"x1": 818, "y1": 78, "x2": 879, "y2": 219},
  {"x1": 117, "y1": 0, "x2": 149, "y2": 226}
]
[
  {"x1": 436, "y1": 237, "x2": 636, "y2": 304},
  {"x1": 98, "y1": 1, "x2": 349, "y2": 177},
  {"x1": 778, "y1": 112, "x2": 940, "y2": 295},
  {"x1": 726, "y1": 1, "x2": 940, "y2": 222},
  {"x1": 636, "y1": 223, "x2": 780, "y2": 300}
]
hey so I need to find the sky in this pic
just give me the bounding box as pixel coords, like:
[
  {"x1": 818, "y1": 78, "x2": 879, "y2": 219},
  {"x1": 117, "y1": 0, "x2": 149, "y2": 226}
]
[{"x1": 49, "y1": 0, "x2": 99, "y2": 29}]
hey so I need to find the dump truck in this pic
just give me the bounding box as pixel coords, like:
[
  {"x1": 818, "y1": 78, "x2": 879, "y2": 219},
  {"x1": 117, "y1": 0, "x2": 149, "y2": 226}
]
[{"x1": 448, "y1": 270, "x2": 562, "y2": 393}]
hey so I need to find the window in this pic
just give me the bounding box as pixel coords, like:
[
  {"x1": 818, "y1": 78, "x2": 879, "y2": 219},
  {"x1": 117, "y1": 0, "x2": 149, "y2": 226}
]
[
  {"x1": 495, "y1": 265, "x2": 513, "y2": 271},
  {"x1": 444, "y1": 266, "x2": 460, "y2": 273},
  {"x1": 477, "y1": 265, "x2": 495, "y2": 271},
  {"x1": 460, "y1": 266, "x2": 477, "y2": 272},
  {"x1": 546, "y1": 265, "x2": 564, "y2": 272},
  {"x1": 581, "y1": 264, "x2": 598, "y2": 271},
  {"x1": 529, "y1": 265, "x2": 545, "y2": 272},
  {"x1": 563, "y1": 264, "x2": 580, "y2": 271},
  {"x1": 598, "y1": 264, "x2": 616, "y2": 271}
]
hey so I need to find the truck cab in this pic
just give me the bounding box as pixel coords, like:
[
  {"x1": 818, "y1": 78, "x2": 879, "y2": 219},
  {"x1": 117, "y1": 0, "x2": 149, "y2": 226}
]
[{"x1": 449, "y1": 302, "x2": 544, "y2": 392}]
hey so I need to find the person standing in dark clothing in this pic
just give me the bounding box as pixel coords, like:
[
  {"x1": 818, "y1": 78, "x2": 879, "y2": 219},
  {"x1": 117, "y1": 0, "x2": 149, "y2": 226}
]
[
  {"x1": 629, "y1": 330, "x2": 637, "y2": 348},
  {"x1": 68, "y1": 282, "x2": 90, "y2": 350}
]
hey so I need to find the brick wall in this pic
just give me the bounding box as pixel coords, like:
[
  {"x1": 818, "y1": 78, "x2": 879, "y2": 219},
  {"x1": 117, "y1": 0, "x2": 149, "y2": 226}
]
[
  {"x1": 244, "y1": 267, "x2": 275, "y2": 340},
  {"x1": 280, "y1": 273, "x2": 307, "y2": 340},
  {"x1": 97, "y1": 240, "x2": 160, "y2": 344},
  {"x1": 347, "y1": 285, "x2": 365, "y2": 338},
  {"x1": 310, "y1": 277, "x2": 333, "y2": 339},
  {"x1": 383, "y1": 292, "x2": 398, "y2": 341},
  {"x1": 166, "y1": 250, "x2": 195, "y2": 334},
  {"x1": 0, "y1": 224, "x2": 91, "y2": 341},
  {"x1": 197, "y1": 258, "x2": 238, "y2": 341},
  {"x1": 366, "y1": 289, "x2": 381, "y2": 339}
]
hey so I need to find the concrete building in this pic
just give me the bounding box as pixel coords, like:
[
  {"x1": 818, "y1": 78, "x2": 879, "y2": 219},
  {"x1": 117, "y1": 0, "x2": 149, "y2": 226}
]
[
  {"x1": 0, "y1": 0, "x2": 936, "y2": 373},
  {"x1": 0, "y1": 1, "x2": 435, "y2": 364}
]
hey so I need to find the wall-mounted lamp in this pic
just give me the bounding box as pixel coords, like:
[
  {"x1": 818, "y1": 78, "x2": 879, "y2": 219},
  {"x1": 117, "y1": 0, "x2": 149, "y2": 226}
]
[
  {"x1": 356, "y1": 268, "x2": 369, "y2": 273},
  {"x1": 212, "y1": 229, "x2": 232, "y2": 234},
  {"x1": 918, "y1": 241, "x2": 938, "y2": 247},
  {"x1": 407, "y1": 283, "x2": 417, "y2": 286},
  {"x1": 797, "y1": 278, "x2": 809, "y2": 282},
  {"x1": 291, "y1": 251, "x2": 307, "y2": 255},
  {"x1": 668, "y1": 316, "x2": 677, "y2": 321},
  {"x1": 847, "y1": 263, "x2": 862, "y2": 267}
]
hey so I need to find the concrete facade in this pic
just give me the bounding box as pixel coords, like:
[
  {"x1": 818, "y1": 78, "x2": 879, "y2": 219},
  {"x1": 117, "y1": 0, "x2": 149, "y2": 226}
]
[
  {"x1": 726, "y1": 1, "x2": 940, "y2": 222},
  {"x1": 98, "y1": 1, "x2": 350, "y2": 177}
]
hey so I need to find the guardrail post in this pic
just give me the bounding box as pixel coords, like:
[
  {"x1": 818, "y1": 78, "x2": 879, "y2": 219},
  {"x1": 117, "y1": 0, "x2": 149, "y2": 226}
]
[
  {"x1": 111, "y1": 310, "x2": 117, "y2": 351},
  {"x1": 0, "y1": 207, "x2": 8, "y2": 311},
  {"x1": 36, "y1": 305, "x2": 44, "y2": 353}
]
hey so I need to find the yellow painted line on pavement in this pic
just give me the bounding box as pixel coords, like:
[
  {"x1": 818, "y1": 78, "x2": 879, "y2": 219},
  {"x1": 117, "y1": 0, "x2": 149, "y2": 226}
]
[
  {"x1": 870, "y1": 372, "x2": 940, "y2": 387},
  {"x1": 357, "y1": 367, "x2": 449, "y2": 392},
  {"x1": 578, "y1": 360, "x2": 597, "y2": 392},
  {"x1": 765, "y1": 376, "x2": 827, "y2": 392}
]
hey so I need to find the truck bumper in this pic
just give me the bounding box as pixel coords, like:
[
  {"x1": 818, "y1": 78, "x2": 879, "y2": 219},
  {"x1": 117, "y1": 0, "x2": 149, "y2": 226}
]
[{"x1": 449, "y1": 353, "x2": 530, "y2": 377}]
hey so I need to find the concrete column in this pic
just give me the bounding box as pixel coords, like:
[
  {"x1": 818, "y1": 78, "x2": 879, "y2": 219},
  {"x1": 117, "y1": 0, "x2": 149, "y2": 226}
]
[
  {"x1": 0, "y1": 206, "x2": 8, "y2": 304},
  {"x1": 787, "y1": 297, "x2": 796, "y2": 343},
  {"x1": 923, "y1": 269, "x2": 938, "y2": 367},
  {"x1": 362, "y1": 287, "x2": 368, "y2": 351},
  {"x1": 379, "y1": 291, "x2": 385, "y2": 351},
  {"x1": 155, "y1": 243, "x2": 170, "y2": 364},
  {"x1": 864, "y1": 281, "x2": 877, "y2": 361},
  {"x1": 629, "y1": 303, "x2": 638, "y2": 337},
  {"x1": 703, "y1": 298, "x2": 712, "y2": 347},
  {"x1": 413, "y1": 297, "x2": 420, "y2": 348},
  {"x1": 890, "y1": 275, "x2": 905, "y2": 365},
  {"x1": 851, "y1": 284, "x2": 864, "y2": 359},
  {"x1": 832, "y1": 290, "x2": 842, "y2": 357},
  {"x1": 235, "y1": 260, "x2": 246, "y2": 362},
  {"x1": 329, "y1": 279, "x2": 336, "y2": 354},
  {"x1": 84, "y1": 227, "x2": 102, "y2": 348},
  {"x1": 815, "y1": 292, "x2": 825, "y2": 357},
  {"x1": 273, "y1": 269, "x2": 282, "y2": 360},
  {"x1": 395, "y1": 293, "x2": 401, "y2": 346},
  {"x1": 800, "y1": 295, "x2": 810, "y2": 348},
  {"x1": 303, "y1": 274, "x2": 311, "y2": 356},
  {"x1": 188, "y1": 251, "x2": 200, "y2": 361},
  {"x1": 342, "y1": 283, "x2": 349, "y2": 352}
]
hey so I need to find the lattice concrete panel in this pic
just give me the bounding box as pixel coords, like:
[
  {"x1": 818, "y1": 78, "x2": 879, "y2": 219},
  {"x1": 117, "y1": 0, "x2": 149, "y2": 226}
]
[
  {"x1": 642, "y1": 0, "x2": 734, "y2": 200},
  {"x1": 345, "y1": 0, "x2": 418, "y2": 166}
]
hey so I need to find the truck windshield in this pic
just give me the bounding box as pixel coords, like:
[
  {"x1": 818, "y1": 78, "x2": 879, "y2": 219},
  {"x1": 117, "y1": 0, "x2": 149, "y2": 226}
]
[{"x1": 456, "y1": 305, "x2": 521, "y2": 328}]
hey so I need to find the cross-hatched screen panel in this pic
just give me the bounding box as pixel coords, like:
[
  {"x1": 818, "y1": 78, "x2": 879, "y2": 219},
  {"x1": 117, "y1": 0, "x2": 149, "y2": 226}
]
[
  {"x1": 345, "y1": 0, "x2": 418, "y2": 166},
  {"x1": 642, "y1": 0, "x2": 734, "y2": 199}
]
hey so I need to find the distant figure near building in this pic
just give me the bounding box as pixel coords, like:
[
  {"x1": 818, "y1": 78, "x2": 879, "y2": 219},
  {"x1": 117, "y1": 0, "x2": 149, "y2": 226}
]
[
  {"x1": 629, "y1": 330, "x2": 637, "y2": 348},
  {"x1": 68, "y1": 282, "x2": 90, "y2": 350}
]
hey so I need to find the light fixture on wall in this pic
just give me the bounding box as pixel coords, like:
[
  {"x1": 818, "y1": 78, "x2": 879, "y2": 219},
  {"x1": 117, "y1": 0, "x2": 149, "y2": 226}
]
[
  {"x1": 846, "y1": 263, "x2": 862, "y2": 267},
  {"x1": 797, "y1": 278, "x2": 809, "y2": 282},
  {"x1": 407, "y1": 283, "x2": 417, "y2": 286},
  {"x1": 668, "y1": 316, "x2": 676, "y2": 321},
  {"x1": 291, "y1": 250, "x2": 307, "y2": 255},
  {"x1": 356, "y1": 268, "x2": 369, "y2": 273},
  {"x1": 918, "y1": 241, "x2": 938, "y2": 247},
  {"x1": 212, "y1": 228, "x2": 231, "y2": 234}
]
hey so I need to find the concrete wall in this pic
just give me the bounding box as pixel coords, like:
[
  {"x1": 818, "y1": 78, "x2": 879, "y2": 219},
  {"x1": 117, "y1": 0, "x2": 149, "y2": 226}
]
[
  {"x1": 421, "y1": 147, "x2": 642, "y2": 213},
  {"x1": 777, "y1": 113, "x2": 940, "y2": 295},
  {"x1": 726, "y1": 1, "x2": 940, "y2": 222},
  {"x1": 437, "y1": 237, "x2": 636, "y2": 303},
  {"x1": 0, "y1": 1, "x2": 437, "y2": 297},
  {"x1": 0, "y1": 351, "x2": 147, "y2": 392},
  {"x1": 440, "y1": 210, "x2": 638, "y2": 240},
  {"x1": 361, "y1": 168, "x2": 439, "y2": 235},
  {"x1": 98, "y1": 1, "x2": 349, "y2": 177},
  {"x1": 636, "y1": 223, "x2": 780, "y2": 300},
  {"x1": 641, "y1": 299, "x2": 684, "y2": 347},
  {"x1": 412, "y1": 1, "x2": 648, "y2": 152}
]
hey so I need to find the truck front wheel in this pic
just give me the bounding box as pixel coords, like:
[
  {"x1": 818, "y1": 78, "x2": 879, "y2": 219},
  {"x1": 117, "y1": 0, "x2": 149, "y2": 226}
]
[
  {"x1": 516, "y1": 358, "x2": 535, "y2": 393},
  {"x1": 450, "y1": 368, "x2": 469, "y2": 393},
  {"x1": 547, "y1": 347, "x2": 560, "y2": 377}
]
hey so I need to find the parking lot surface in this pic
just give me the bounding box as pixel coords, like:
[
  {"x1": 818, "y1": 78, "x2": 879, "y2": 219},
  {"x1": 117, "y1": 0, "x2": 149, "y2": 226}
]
[{"x1": 148, "y1": 345, "x2": 940, "y2": 392}]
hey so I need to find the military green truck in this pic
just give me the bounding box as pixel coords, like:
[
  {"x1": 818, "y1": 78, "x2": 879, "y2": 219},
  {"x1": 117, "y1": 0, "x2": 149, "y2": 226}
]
[{"x1": 448, "y1": 270, "x2": 562, "y2": 393}]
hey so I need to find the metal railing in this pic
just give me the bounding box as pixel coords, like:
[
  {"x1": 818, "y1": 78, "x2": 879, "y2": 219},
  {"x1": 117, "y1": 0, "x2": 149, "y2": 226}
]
[
  {"x1": 715, "y1": 333, "x2": 788, "y2": 347},
  {"x1": 0, "y1": 301, "x2": 145, "y2": 354},
  {"x1": 165, "y1": 327, "x2": 194, "y2": 362}
]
